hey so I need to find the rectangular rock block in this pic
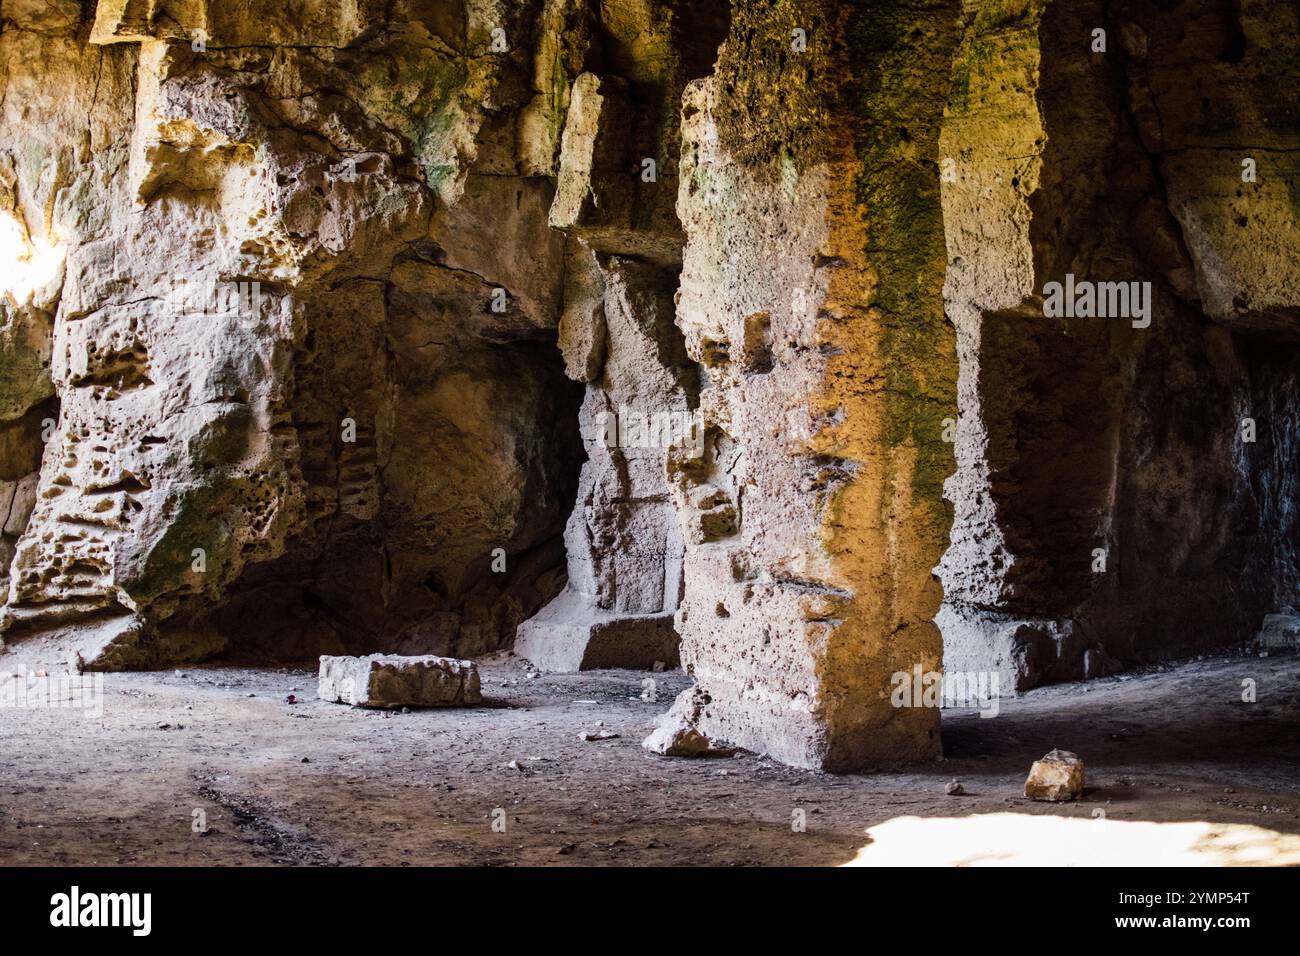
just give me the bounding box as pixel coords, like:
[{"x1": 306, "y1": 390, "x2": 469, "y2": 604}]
[
  {"x1": 514, "y1": 587, "x2": 680, "y2": 672},
  {"x1": 317, "y1": 654, "x2": 482, "y2": 709},
  {"x1": 1257, "y1": 613, "x2": 1300, "y2": 652}
]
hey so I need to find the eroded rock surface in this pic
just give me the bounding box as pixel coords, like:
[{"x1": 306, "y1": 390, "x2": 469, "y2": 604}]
[
  {"x1": 657, "y1": 0, "x2": 963, "y2": 770},
  {"x1": 517, "y1": 3, "x2": 728, "y2": 672},
  {"x1": 0, "y1": 1, "x2": 586, "y2": 669},
  {"x1": 937, "y1": 0, "x2": 1300, "y2": 692}
]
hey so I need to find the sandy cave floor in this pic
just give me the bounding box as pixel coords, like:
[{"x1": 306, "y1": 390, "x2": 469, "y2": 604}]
[{"x1": 0, "y1": 652, "x2": 1298, "y2": 867}]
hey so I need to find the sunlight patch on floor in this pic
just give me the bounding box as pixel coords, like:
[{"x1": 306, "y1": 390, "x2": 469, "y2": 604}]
[{"x1": 843, "y1": 813, "x2": 1300, "y2": 866}]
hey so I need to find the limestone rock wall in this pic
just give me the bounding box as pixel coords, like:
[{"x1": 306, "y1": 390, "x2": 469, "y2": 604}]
[
  {"x1": 514, "y1": 249, "x2": 695, "y2": 671},
  {"x1": 937, "y1": 0, "x2": 1300, "y2": 690},
  {"x1": 666, "y1": 0, "x2": 961, "y2": 771},
  {"x1": 516, "y1": 1, "x2": 728, "y2": 672},
  {"x1": 0, "y1": 0, "x2": 588, "y2": 668}
]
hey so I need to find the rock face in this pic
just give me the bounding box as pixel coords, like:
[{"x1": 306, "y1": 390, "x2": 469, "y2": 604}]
[
  {"x1": 659, "y1": 0, "x2": 962, "y2": 770},
  {"x1": 0, "y1": 0, "x2": 589, "y2": 669},
  {"x1": 1, "y1": 1, "x2": 1297, "y2": 771},
  {"x1": 516, "y1": 4, "x2": 728, "y2": 672},
  {"x1": 1024, "y1": 749, "x2": 1085, "y2": 803},
  {"x1": 936, "y1": 0, "x2": 1300, "y2": 693},
  {"x1": 514, "y1": 249, "x2": 694, "y2": 671},
  {"x1": 318, "y1": 654, "x2": 481, "y2": 708}
]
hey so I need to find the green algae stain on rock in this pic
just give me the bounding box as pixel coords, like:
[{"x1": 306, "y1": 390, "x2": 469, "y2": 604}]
[
  {"x1": 123, "y1": 483, "x2": 227, "y2": 607},
  {"x1": 0, "y1": 313, "x2": 56, "y2": 423},
  {"x1": 353, "y1": 45, "x2": 473, "y2": 197},
  {"x1": 845, "y1": 0, "x2": 962, "y2": 510}
]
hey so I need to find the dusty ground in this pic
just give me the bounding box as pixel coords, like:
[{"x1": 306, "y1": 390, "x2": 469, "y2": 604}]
[{"x1": 1, "y1": 652, "x2": 1297, "y2": 866}]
